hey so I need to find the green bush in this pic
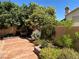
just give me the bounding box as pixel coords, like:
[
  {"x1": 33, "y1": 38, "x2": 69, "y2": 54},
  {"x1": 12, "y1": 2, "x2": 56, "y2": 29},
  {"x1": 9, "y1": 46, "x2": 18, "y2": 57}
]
[
  {"x1": 73, "y1": 32, "x2": 79, "y2": 51},
  {"x1": 33, "y1": 39, "x2": 50, "y2": 48},
  {"x1": 55, "y1": 34, "x2": 73, "y2": 48},
  {"x1": 40, "y1": 48, "x2": 79, "y2": 59},
  {"x1": 57, "y1": 48, "x2": 79, "y2": 59},
  {"x1": 40, "y1": 48, "x2": 61, "y2": 59},
  {"x1": 75, "y1": 32, "x2": 79, "y2": 40}
]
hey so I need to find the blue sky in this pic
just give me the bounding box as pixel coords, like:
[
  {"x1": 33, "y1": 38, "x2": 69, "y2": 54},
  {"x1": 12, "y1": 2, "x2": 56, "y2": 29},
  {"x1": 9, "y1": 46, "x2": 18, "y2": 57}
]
[{"x1": 1, "y1": 0, "x2": 79, "y2": 20}]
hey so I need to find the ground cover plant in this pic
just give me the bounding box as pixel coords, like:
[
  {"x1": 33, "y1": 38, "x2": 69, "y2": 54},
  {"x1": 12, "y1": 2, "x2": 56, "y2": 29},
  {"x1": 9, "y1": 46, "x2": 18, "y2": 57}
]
[{"x1": 40, "y1": 48, "x2": 79, "y2": 59}]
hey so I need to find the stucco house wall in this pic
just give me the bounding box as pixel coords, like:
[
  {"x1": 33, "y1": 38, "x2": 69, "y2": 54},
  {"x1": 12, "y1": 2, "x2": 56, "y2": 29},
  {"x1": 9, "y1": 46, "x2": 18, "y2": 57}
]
[
  {"x1": 65, "y1": 9, "x2": 79, "y2": 26},
  {"x1": 66, "y1": 9, "x2": 79, "y2": 20}
]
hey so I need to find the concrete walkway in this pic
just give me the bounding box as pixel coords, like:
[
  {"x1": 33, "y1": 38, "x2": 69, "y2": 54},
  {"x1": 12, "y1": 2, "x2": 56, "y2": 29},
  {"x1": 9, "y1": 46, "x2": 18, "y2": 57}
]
[{"x1": 0, "y1": 37, "x2": 38, "y2": 59}]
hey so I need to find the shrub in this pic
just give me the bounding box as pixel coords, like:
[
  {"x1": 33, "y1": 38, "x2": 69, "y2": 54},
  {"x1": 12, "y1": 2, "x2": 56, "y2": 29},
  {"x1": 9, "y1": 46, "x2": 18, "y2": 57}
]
[
  {"x1": 73, "y1": 32, "x2": 79, "y2": 51},
  {"x1": 40, "y1": 48, "x2": 61, "y2": 59},
  {"x1": 57, "y1": 48, "x2": 79, "y2": 59},
  {"x1": 39, "y1": 47, "x2": 79, "y2": 59},
  {"x1": 33, "y1": 39, "x2": 50, "y2": 48},
  {"x1": 75, "y1": 32, "x2": 79, "y2": 40},
  {"x1": 41, "y1": 25, "x2": 55, "y2": 39},
  {"x1": 55, "y1": 34, "x2": 73, "y2": 48}
]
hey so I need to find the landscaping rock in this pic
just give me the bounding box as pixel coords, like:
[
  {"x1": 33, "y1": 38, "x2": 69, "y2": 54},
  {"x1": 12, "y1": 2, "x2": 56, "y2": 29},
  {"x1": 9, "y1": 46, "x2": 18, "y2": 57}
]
[{"x1": 34, "y1": 45, "x2": 41, "y2": 56}]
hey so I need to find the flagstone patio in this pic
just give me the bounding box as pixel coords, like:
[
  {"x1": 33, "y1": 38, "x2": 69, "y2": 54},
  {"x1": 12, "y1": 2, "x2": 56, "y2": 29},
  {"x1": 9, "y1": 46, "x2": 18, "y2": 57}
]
[{"x1": 0, "y1": 37, "x2": 38, "y2": 59}]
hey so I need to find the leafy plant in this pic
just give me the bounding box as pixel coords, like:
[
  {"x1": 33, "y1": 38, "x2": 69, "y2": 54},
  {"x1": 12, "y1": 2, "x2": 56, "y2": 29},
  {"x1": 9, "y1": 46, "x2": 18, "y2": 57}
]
[
  {"x1": 40, "y1": 48, "x2": 79, "y2": 59},
  {"x1": 33, "y1": 39, "x2": 49, "y2": 48},
  {"x1": 55, "y1": 34, "x2": 73, "y2": 48},
  {"x1": 60, "y1": 20, "x2": 73, "y2": 29},
  {"x1": 58, "y1": 48, "x2": 79, "y2": 59},
  {"x1": 0, "y1": 2, "x2": 56, "y2": 38},
  {"x1": 75, "y1": 32, "x2": 79, "y2": 39},
  {"x1": 29, "y1": 4, "x2": 56, "y2": 39},
  {"x1": 73, "y1": 32, "x2": 79, "y2": 51},
  {"x1": 40, "y1": 48, "x2": 61, "y2": 59}
]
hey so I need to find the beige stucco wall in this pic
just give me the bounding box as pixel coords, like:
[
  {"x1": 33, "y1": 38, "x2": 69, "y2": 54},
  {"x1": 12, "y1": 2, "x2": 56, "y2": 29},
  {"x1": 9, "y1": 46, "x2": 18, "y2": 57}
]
[
  {"x1": 66, "y1": 9, "x2": 79, "y2": 26},
  {"x1": 66, "y1": 9, "x2": 79, "y2": 20}
]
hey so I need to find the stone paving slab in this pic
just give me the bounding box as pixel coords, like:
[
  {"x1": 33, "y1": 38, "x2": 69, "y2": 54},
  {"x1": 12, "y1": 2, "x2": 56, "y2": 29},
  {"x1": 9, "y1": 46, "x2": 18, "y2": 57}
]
[{"x1": 0, "y1": 37, "x2": 38, "y2": 59}]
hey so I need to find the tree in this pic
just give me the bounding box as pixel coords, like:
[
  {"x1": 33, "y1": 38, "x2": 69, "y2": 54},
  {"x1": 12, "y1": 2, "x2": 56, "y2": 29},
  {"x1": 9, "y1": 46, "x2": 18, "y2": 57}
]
[
  {"x1": 29, "y1": 3, "x2": 56, "y2": 39},
  {"x1": 0, "y1": 2, "x2": 56, "y2": 39}
]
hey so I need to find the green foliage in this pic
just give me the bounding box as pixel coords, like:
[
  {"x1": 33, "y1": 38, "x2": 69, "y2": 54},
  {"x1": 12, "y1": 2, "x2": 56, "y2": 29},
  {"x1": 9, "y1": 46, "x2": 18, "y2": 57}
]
[
  {"x1": 40, "y1": 48, "x2": 79, "y2": 59},
  {"x1": 0, "y1": 2, "x2": 56, "y2": 39},
  {"x1": 60, "y1": 20, "x2": 73, "y2": 29},
  {"x1": 40, "y1": 48, "x2": 61, "y2": 59},
  {"x1": 46, "y1": 7, "x2": 55, "y2": 16},
  {"x1": 75, "y1": 32, "x2": 79, "y2": 39},
  {"x1": 41, "y1": 24, "x2": 55, "y2": 39},
  {"x1": 29, "y1": 4, "x2": 56, "y2": 39},
  {"x1": 0, "y1": 2, "x2": 21, "y2": 28},
  {"x1": 58, "y1": 48, "x2": 79, "y2": 59},
  {"x1": 55, "y1": 34, "x2": 73, "y2": 48},
  {"x1": 0, "y1": 2, "x2": 29, "y2": 28},
  {"x1": 73, "y1": 32, "x2": 79, "y2": 51},
  {"x1": 33, "y1": 39, "x2": 50, "y2": 48},
  {"x1": 1, "y1": 2, "x2": 15, "y2": 11}
]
